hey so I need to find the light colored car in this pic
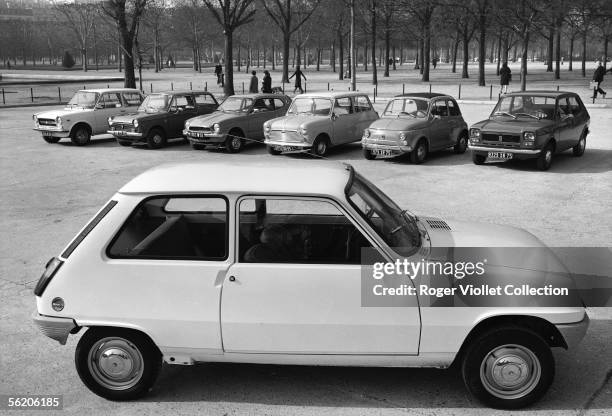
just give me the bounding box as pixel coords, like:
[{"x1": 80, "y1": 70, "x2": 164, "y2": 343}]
[
  {"x1": 263, "y1": 91, "x2": 379, "y2": 156},
  {"x1": 183, "y1": 94, "x2": 291, "y2": 152},
  {"x1": 362, "y1": 93, "x2": 469, "y2": 163},
  {"x1": 33, "y1": 161, "x2": 588, "y2": 408},
  {"x1": 33, "y1": 88, "x2": 144, "y2": 145}
]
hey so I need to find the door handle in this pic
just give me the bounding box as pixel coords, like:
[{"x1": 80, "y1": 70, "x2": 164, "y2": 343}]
[{"x1": 229, "y1": 276, "x2": 236, "y2": 282}]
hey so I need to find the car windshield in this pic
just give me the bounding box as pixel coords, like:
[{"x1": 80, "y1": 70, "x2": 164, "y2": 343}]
[
  {"x1": 67, "y1": 91, "x2": 98, "y2": 109},
  {"x1": 346, "y1": 172, "x2": 420, "y2": 257},
  {"x1": 491, "y1": 95, "x2": 557, "y2": 119},
  {"x1": 219, "y1": 97, "x2": 252, "y2": 112},
  {"x1": 287, "y1": 98, "x2": 332, "y2": 116},
  {"x1": 383, "y1": 98, "x2": 428, "y2": 118},
  {"x1": 138, "y1": 94, "x2": 170, "y2": 113}
]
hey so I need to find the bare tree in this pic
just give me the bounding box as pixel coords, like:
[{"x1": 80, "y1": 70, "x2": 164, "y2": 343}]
[
  {"x1": 53, "y1": 1, "x2": 98, "y2": 72},
  {"x1": 404, "y1": 0, "x2": 437, "y2": 82}
]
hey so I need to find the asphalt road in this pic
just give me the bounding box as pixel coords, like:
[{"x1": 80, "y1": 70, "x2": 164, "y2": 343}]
[{"x1": 0, "y1": 103, "x2": 611, "y2": 415}]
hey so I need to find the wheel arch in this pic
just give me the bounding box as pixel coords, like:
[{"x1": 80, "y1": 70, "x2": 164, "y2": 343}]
[
  {"x1": 69, "y1": 122, "x2": 92, "y2": 137},
  {"x1": 80, "y1": 324, "x2": 161, "y2": 354},
  {"x1": 148, "y1": 125, "x2": 166, "y2": 137}
]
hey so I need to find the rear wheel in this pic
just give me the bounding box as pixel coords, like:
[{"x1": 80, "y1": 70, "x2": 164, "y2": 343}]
[
  {"x1": 572, "y1": 133, "x2": 586, "y2": 156},
  {"x1": 146, "y1": 128, "x2": 166, "y2": 149},
  {"x1": 536, "y1": 143, "x2": 554, "y2": 171},
  {"x1": 410, "y1": 139, "x2": 428, "y2": 164},
  {"x1": 472, "y1": 153, "x2": 486, "y2": 165},
  {"x1": 70, "y1": 125, "x2": 91, "y2": 146},
  {"x1": 225, "y1": 129, "x2": 244, "y2": 153},
  {"x1": 75, "y1": 328, "x2": 162, "y2": 401},
  {"x1": 363, "y1": 148, "x2": 375, "y2": 160},
  {"x1": 43, "y1": 136, "x2": 61, "y2": 144},
  {"x1": 462, "y1": 327, "x2": 554, "y2": 409},
  {"x1": 454, "y1": 132, "x2": 468, "y2": 154}
]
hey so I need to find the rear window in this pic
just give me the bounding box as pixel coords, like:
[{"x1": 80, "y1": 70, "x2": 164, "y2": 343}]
[{"x1": 62, "y1": 200, "x2": 118, "y2": 258}]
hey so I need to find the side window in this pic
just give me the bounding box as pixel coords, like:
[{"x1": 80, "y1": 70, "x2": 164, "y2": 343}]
[
  {"x1": 353, "y1": 96, "x2": 372, "y2": 112},
  {"x1": 273, "y1": 98, "x2": 286, "y2": 111},
  {"x1": 171, "y1": 95, "x2": 189, "y2": 109},
  {"x1": 194, "y1": 94, "x2": 213, "y2": 104},
  {"x1": 238, "y1": 198, "x2": 372, "y2": 264},
  {"x1": 334, "y1": 97, "x2": 353, "y2": 116},
  {"x1": 557, "y1": 97, "x2": 571, "y2": 118},
  {"x1": 99, "y1": 93, "x2": 122, "y2": 109},
  {"x1": 108, "y1": 196, "x2": 228, "y2": 260},
  {"x1": 122, "y1": 92, "x2": 143, "y2": 106},
  {"x1": 567, "y1": 96, "x2": 581, "y2": 116},
  {"x1": 431, "y1": 100, "x2": 448, "y2": 117},
  {"x1": 253, "y1": 98, "x2": 272, "y2": 112},
  {"x1": 447, "y1": 100, "x2": 460, "y2": 116}
]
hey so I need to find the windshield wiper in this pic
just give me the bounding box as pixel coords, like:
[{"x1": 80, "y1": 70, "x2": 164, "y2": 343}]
[
  {"x1": 493, "y1": 111, "x2": 516, "y2": 119},
  {"x1": 514, "y1": 112, "x2": 540, "y2": 120}
]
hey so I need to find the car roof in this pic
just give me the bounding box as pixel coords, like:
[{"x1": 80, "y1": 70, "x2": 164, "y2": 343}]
[
  {"x1": 78, "y1": 88, "x2": 141, "y2": 94},
  {"x1": 393, "y1": 92, "x2": 449, "y2": 99},
  {"x1": 294, "y1": 91, "x2": 370, "y2": 99},
  {"x1": 503, "y1": 90, "x2": 575, "y2": 98},
  {"x1": 227, "y1": 93, "x2": 289, "y2": 99},
  {"x1": 119, "y1": 160, "x2": 352, "y2": 197},
  {"x1": 152, "y1": 91, "x2": 212, "y2": 95}
]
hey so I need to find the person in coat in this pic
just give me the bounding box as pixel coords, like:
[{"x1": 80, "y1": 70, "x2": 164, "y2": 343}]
[
  {"x1": 592, "y1": 61, "x2": 612, "y2": 99},
  {"x1": 249, "y1": 71, "x2": 258, "y2": 93},
  {"x1": 261, "y1": 70, "x2": 272, "y2": 93},
  {"x1": 289, "y1": 66, "x2": 307, "y2": 94},
  {"x1": 499, "y1": 62, "x2": 511, "y2": 94}
]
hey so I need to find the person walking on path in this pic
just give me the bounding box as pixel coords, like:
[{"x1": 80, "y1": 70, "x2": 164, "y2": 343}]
[
  {"x1": 499, "y1": 62, "x2": 511, "y2": 94},
  {"x1": 289, "y1": 66, "x2": 307, "y2": 94},
  {"x1": 249, "y1": 71, "x2": 259, "y2": 93},
  {"x1": 261, "y1": 70, "x2": 272, "y2": 93},
  {"x1": 214, "y1": 63, "x2": 223, "y2": 86},
  {"x1": 592, "y1": 61, "x2": 612, "y2": 99}
]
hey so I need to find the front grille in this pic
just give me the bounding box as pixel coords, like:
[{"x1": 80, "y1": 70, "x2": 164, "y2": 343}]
[
  {"x1": 426, "y1": 219, "x2": 451, "y2": 230},
  {"x1": 38, "y1": 118, "x2": 56, "y2": 126},
  {"x1": 482, "y1": 133, "x2": 521, "y2": 143},
  {"x1": 189, "y1": 126, "x2": 212, "y2": 132},
  {"x1": 269, "y1": 130, "x2": 302, "y2": 143},
  {"x1": 111, "y1": 123, "x2": 133, "y2": 131}
]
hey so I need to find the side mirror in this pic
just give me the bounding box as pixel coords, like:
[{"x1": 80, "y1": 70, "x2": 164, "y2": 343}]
[{"x1": 331, "y1": 112, "x2": 338, "y2": 121}]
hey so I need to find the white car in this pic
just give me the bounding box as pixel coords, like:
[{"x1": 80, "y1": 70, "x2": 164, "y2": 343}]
[
  {"x1": 33, "y1": 88, "x2": 144, "y2": 145},
  {"x1": 33, "y1": 161, "x2": 588, "y2": 408}
]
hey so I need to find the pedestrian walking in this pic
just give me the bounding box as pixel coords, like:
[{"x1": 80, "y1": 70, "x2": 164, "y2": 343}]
[
  {"x1": 262, "y1": 70, "x2": 272, "y2": 93},
  {"x1": 592, "y1": 61, "x2": 611, "y2": 99},
  {"x1": 214, "y1": 63, "x2": 223, "y2": 86},
  {"x1": 249, "y1": 71, "x2": 258, "y2": 93},
  {"x1": 289, "y1": 65, "x2": 307, "y2": 94},
  {"x1": 499, "y1": 62, "x2": 511, "y2": 94}
]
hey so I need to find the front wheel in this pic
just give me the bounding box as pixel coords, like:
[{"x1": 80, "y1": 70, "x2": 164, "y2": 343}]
[
  {"x1": 225, "y1": 131, "x2": 244, "y2": 153},
  {"x1": 363, "y1": 148, "x2": 375, "y2": 160},
  {"x1": 267, "y1": 145, "x2": 281, "y2": 155},
  {"x1": 43, "y1": 136, "x2": 61, "y2": 144},
  {"x1": 472, "y1": 153, "x2": 486, "y2": 165},
  {"x1": 70, "y1": 125, "x2": 91, "y2": 146},
  {"x1": 536, "y1": 143, "x2": 554, "y2": 171},
  {"x1": 410, "y1": 139, "x2": 428, "y2": 164},
  {"x1": 75, "y1": 328, "x2": 161, "y2": 401},
  {"x1": 146, "y1": 128, "x2": 166, "y2": 149},
  {"x1": 311, "y1": 136, "x2": 329, "y2": 157}
]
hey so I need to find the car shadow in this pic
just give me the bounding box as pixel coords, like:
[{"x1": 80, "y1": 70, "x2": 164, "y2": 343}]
[{"x1": 57, "y1": 136, "x2": 117, "y2": 147}]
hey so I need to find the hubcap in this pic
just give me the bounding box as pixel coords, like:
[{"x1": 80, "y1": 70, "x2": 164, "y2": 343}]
[
  {"x1": 88, "y1": 337, "x2": 144, "y2": 390},
  {"x1": 545, "y1": 150, "x2": 552, "y2": 164},
  {"x1": 231, "y1": 137, "x2": 241, "y2": 149},
  {"x1": 580, "y1": 138, "x2": 585, "y2": 150},
  {"x1": 417, "y1": 144, "x2": 426, "y2": 160},
  {"x1": 153, "y1": 134, "x2": 162, "y2": 145},
  {"x1": 317, "y1": 141, "x2": 326, "y2": 154},
  {"x1": 77, "y1": 130, "x2": 88, "y2": 141},
  {"x1": 480, "y1": 344, "x2": 541, "y2": 399}
]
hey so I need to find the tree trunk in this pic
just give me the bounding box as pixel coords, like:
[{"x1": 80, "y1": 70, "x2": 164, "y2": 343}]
[
  {"x1": 581, "y1": 31, "x2": 586, "y2": 77},
  {"x1": 462, "y1": 32, "x2": 469, "y2": 78},
  {"x1": 237, "y1": 43, "x2": 241, "y2": 72},
  {"x1": 546, "y1": 25, "x2": 553, "y2": 72},
  {"x1": 371, "y1": 2, "x2": 377, "y2": 85},
  {"x1": 350, "y1": 0, "x2": 356, "y2": 90},
  {"x1": 568, "y1": 35, "x2": 574, "y2": 71},
  {"x1": 520, "y1": 33, "x2": 529, "y2": 91},
  {"x1": 414, "y1": 37, "x2": 420, "y2": 70},
  {"x1": 316, "y1": 46, "x2": 321, "y2": 71},
  {"x1": 452, "y1": 37, "x2": 459, "y2": 73},
  {"x1": 331, "y1": 41, "x2": 336, "y2": 72},
  {"x1": 422, "y1": 21, "x2": 430, "y2": 82},
  {"x1": 392, "y1": 45, "x2": 396, "y2": 70},
  {"x1": 496, "y1": 31, "x2": 502, "y2": 75},
  {"x1": 122, "y1": 36, "x2": 135, "y2": 88},
  {"x1": 282, "y1": 32, "x2": 290, "y2": 82},
  {"x1": 224, "y1": 30, "x2": 235, "y2": 96},
  {"x1": 384, "y1": 28, "x2": 390, "y2": 77},
  {"x1": 81, "y1": 48, "x2": 87, "y2": 72},
  {"x1": 364, "y1": 42, "x2": 368, "y2": 71},
  {"x1": 478, "y1": 16, "x2": 485, "y2": 86},
  {"x1": 338, "y1": 30, "x2": 344, "y2": 80},
  {"x1": 554, "y1": 21, "x2": 561, "y2": 79},
  {"x1": 604, "y1": 36, "x2": 609, "y2": 71}
]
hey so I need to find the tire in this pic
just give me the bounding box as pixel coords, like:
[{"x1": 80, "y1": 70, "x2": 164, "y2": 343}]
[
  {"x1": 70, "y1": 125, "x2": 91, "y2": 146},
  {"x1": 572, "y1": 132, "x2": 586, "y2": 157},
  {"x1": 454, "y1": 132, "x2": 468, "y2": 154},
  {"x1": 311, "y1": 135, "x2": 329, "y2": 157},
  {"x1": 472, "y1": 153, "x2": 486, "y2": 165},
  {"x1": 117, "y1": 139, "x2": 132, "y2": 147},
  {"x1": 536, "y1": 143, "x2": 554, "y2": 171},
  {"x1": 146, "y1": 128, "x2": 166, "y2": 149},
  {"x1": 191, "y1": 143, "x2": 206, "y2": 150},
  {"x1": 225, "y1": 129, "x2": 244, "y2": 153},
  {"x1": 410, "y1": 139, "x2": 428, "y2": 164},
  {"x1": 43, "y1": 136, "x2": 61, "y2": 144},
  {"x1": 462, "y1": 327, "x2": 554, "y2": 409},
  {"x1": 267, "y1": 145, "x2": 281, "y2": 155},
  {"x1": 75, "y1": 327, "x2": 162, "y2": 401},
  {"x1": 363, "y1": 148, "x2": 375, "y2": 160}
]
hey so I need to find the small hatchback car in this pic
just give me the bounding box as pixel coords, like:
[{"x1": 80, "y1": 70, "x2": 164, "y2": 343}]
[
  {"x1": 469, "y1": 91, "x2": 590, "y2": 170},
  {"x1": 34, "y1": 161, "x2": 588, "y2": 408},
  {"x1": 108, "y1": 91, "x2": 218, "y2": 149},
  {"x1": 362, "y1": 93, "x2": 468, "y2": 163},
  {"x1": 33, "y1": 88, "x2": 144, "y2": 145}
]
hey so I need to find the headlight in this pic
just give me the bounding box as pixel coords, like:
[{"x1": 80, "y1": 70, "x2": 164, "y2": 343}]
[
  {"x1": 185, "y1": 120, "x2": 191, "y2": 130},
  {"x1": 364, "y1": 129, "x2": 371, "y2": 138},
  {"x1": 523, "y1": 132, "x2": 535, "y2": 141},
  {"x1": 399, "y1": 132, "x2": 409, "y2": 145},
  {"x1": 33, "y1": 114, "x2": 38, "y2": 122},
  {"x1": 55, "y1": 116, "x2": 62, "y2": 127},
  {"x1": 213, "y1": 123, "x2": 221, "y2": 133},
  {"x1": 107, "y1": 116, "x2": 113, "y2": 125},
  {"x1": 264, "y1": 123, "x2": 271, "y2": 133},
  {"x1": 299, "y1": 126, "x2": 307, "y2": 136},
  {"x1": 470, "y1": 128, "x2": 481, "y2": 142},
  {"x1": 132, "y1": 119, "x2": 139, "y2": 128}
]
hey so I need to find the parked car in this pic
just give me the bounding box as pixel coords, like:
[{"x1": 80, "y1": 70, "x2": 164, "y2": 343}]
[
  {"x1": 33, "y1": 160, "x2": 588, "y2": 408},
  {"x1": 183, "y1": 94, "x2": 291, "y2": 152},
  {"x1": 263, "y1": 91, "x2": 379, "y2": 156},
  {"x1": 107, "y1": 91, "x2": 218, "y2": 149},
  {"x1": 33, "y1": 88, "x2": 144, "y2": 146},
  {"x1": 469, "y1": 91, "x2": 590, "y2": 170},
  {"x1": 362, "y1": 93, "x2": 468, "y2": 163}
]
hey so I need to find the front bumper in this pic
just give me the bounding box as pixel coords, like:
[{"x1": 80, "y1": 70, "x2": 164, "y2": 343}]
[
  {"x1": 470, "y1": 144, "x2": 542, "y2": 159},
  {"x1": 362, "y1": 141, "x2": 412, "y2": 154},
  {"x1": 264, "y1": 139, "x2": 311, "y2": 148},
  {"x1": 556, "y1": 313, "x2": 590, "y2": 350},
  {"x1": 184, "y1": 129, "x2": 225, "y2": 144},
  {"x1": 33, "y1": 313, "x2": 77, "y2": 345},
  {"x1": 107, "y1": 130, "x2": 144, "y2": 140},
  {"x1": 33, "y1": 127, "x2": 69, "y2": 138}
]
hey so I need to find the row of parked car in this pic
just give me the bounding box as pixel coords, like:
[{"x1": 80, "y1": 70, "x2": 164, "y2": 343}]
[{"x1": 33, "y1": 86, "x2": 591, "y2": 170}]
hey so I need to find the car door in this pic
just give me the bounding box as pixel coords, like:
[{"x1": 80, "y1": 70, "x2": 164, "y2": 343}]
[
  {"x1": 353, "y1": 95, "x2": 379, "y2": 140},
  {"x1": 331, "y1": 97, "x2": 355, "y2": 144},
  {"x1": 194, "y1": 93, "x2": 218, "y2": 115},
  {"x1": 428, "y1": 99, "x2": 451, "y2": 150},
  {"x1": 221, "y1": 196, "x2": 421, "y2": 355},
  {"x1": 567, "y1": 95, "x2": 586, "y2": 144},
  {"x1": 168, "y1": 95, "x2": 197, "y2": 137},
  {"x1": 555, "y1": 97, "x2": 575, "y2": 151},
  {"x1": 446, "y1": 99, "x2": 464, "y2": 146},
  {"x1": 248, "y1": 98, "x2": 274, "y2": 139},
  {"x1": 95, "y1": 92, "x2": 127, "y2": 134}
]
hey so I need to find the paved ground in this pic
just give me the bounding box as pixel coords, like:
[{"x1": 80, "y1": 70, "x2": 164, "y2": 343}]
[{"x1": 0, "y1": 100, "x2": 611, "y2": 415}]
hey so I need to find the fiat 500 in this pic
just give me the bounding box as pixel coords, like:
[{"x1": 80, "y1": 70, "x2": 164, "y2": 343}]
[
  {"x1": 33, "y1": 89, "x2": 144, "y2": 145},
  {"x1": 362, "y1": 93, "x2": 468, "y2": 163},
  {"x1": 469, "y1": 91, "x2": 590, "y2": 170},
  {"x1": 183, "y1": 94, "x2": 291, "y2": 152},
  {"x1": 107, "y1": 91, "x2": 218, "y2": 149},
  {"x1": 33, "y1": 161, "x2": 588, "y2": 408},
  {"x1": 263, "y1": 92, "x2": 379, "y2": 156}
]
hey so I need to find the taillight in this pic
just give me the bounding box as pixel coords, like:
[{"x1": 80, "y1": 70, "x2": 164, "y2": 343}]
[{"x1": 34, "y1": 257, "x2": 63, "y2": 296}]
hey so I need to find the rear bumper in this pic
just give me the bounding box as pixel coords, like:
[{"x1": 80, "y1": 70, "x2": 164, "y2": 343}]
[
  {"x1": 32, "y1": 313, "x2": 77, "y2": 345},
  {"x1": 556, "y1": 313, "x2": 590, "y2": 350}
]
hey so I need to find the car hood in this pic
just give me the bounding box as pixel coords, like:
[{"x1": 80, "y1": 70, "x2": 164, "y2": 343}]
[
  {"x1": 368, "y1": 117, "x2": 429, "y2": 131},
  {"x1": 188, "y1": 111, "x2": 243, "y2": 127},
  {"x1": 35, "y1": 108, "x2": 92, "y2": 118},
  {"x1": 110, "y1": 112, "x2": 158, "y2": 124},
  {"x1": 472, "y1": 117, "x2": 554, "y2": 133},
  {"x1": 269, "y1": 115, "x2": 327, "y2": 131}
]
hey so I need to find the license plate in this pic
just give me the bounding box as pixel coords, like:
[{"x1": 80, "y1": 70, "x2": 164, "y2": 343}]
[
  {"x1": 276, "y1": 145, "x2": 299, "y2": 152},
  {"x1": 487, "y1": 151, "x2": 513, "y2": 160},
  {"x1": 372, "y1": 149, "x2": 393, "y2": 156},
  {"x1": 115, "y1": 131, "x2": 127, "y2": 136},
  {"x1": 42, "y1": 132, "x2": 53, "y2": 138}
]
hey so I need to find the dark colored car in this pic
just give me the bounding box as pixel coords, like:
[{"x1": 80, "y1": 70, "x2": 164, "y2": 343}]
[
  {"x1": 362, "y1": 93, "x2": 468, "y2": 163},
  {"x1": 107, "y1": 91, "x2": 218, "y2": 149},
  {"x1": 469, "y1": 91, "x2": 590, "y2": 170}
]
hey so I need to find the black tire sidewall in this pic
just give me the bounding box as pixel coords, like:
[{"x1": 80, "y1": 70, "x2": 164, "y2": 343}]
[
  {"x1": 267, "y1": 145, "x2": 281, "y2": 155},
  {"x1": 537, "y1": 144, "x2": 554, "y2": 170},
  {"x1": 147, "y1": 129, "x2": 166, "y2": 149},
  {"x1": 410, "y1": 140, "x2": 427, "y2": 163},
  {"x1": 225, "y1": 130, "x2": 243, "y2": 153},
  {"x1": 472, "y1": 153, "x2": 486, "y2": 165},
  {"x1": 573, "y1": 134, "x2": 586, "y2": 156},
  {"x1": 363, "y1": 148, "x2": 375, "y2": 160},
  {"x1": 462, "y1": 327, "x2": 554, "y2": 409},
  {"x1": 75, "y1": 327, "x2": 161, "y2": 401},
  {"x1": 455, "y1": 133, "x2": 468, "y2": 153},
  {"x1": 71, "y1": 126, "x2": 90, "y2": 146},
  {"x1": 43, "y1": 136, "x2": 61, "y2": 143},
  {"x1": 312, "y1": 136, "x2": 328, "y2": 156}
]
